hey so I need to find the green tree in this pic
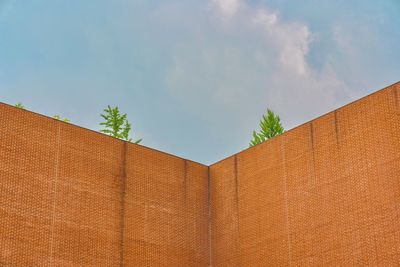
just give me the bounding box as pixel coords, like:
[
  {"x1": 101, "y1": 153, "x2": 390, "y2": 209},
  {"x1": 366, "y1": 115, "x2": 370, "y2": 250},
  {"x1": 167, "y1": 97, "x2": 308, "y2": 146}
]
[
  {"x1": 53, "y1": 115, "x2": 70, "y2": 123},
  {"x1": 15, "y1": 103, "x2": 25, "y2": 109},
  {"x1": 249, "y1": 109, "x2": 284, "y2": 147},
  {"x1": 100, "y1": 105, "x2": 142, "y2": 143}
]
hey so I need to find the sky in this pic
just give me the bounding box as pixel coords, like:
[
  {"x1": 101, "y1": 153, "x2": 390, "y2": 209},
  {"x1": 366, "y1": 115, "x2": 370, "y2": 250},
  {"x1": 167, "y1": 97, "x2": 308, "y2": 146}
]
[{"x1": 1, "y1": 0, "x2": 399, "y2": 164}]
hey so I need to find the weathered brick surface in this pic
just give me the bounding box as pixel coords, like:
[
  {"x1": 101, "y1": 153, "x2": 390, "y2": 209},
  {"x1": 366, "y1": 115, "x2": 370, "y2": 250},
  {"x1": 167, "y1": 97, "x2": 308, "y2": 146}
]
[
  {"x1": 0, "y1": 105, "x2": 209, "y2": 266},
  {"x1": 124, "y1": 145, "x2": 209, "y2": 266},
  {"x1": 210, "y1": 82, "x2": 400, "y2": 266},
  {"x1": 0, "y1": 82, "x2": 399, "y2": 266}
]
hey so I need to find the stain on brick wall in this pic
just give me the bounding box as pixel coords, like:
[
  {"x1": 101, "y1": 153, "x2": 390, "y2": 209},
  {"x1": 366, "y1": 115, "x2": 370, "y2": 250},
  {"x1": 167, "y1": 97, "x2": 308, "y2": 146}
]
[
  {"x1": 0, "y1": 105, "x2": 209, "y2": 266},
  {"x1": 0, "y1": 82, "x2": 399, "y2": 266}
]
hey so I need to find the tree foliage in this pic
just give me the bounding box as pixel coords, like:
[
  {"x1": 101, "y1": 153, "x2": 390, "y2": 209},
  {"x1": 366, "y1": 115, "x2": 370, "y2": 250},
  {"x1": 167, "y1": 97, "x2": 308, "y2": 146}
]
[
  {"x1": 100, "y1": 105, "x2": 142, "y2": 143},
  {"x1": 249, "y1": 109, "x2": 284, "y2": 147},
  {"x1": 15, "y1": 103, "x2": 25, "y2": 109},
  {"x1": 53, "y1": 115, "x2": 70, "y2": 123}
]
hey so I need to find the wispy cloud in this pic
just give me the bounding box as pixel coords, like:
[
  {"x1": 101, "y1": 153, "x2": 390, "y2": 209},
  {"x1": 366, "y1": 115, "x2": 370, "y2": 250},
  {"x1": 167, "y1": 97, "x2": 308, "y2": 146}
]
[
  {"x1": 210, "y1": 0, "x2": 242, "y2": 17},
  {"x1": 165, "y1": 0, "x2": 351, "y2": 136}
]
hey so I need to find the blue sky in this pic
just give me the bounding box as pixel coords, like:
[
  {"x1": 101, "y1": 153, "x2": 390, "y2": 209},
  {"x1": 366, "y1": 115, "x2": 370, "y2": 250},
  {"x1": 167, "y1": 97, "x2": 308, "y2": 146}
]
[{"x1": 1, "y1": 0, "x2": 399, "y2": 164}]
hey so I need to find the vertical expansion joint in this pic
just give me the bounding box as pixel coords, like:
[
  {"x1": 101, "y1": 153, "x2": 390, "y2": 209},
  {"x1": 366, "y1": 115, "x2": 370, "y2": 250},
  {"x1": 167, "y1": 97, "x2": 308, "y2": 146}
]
[
  {"x1": 233, "y1": 154, "x2": 241, "y2": 266},
  {"x1": 310, "y1": 123, "x2": 317, "y2": 185},
  {"x1": 234, "y1": 155, "x2": 239, "y2": 207},
  {"x1": 310, "y1": 123, "x2": 315, "y2": 151},
  {"x1": 207, "y1": 166, "x2": 212, "y2": 266},
  {"x1": 183, "y1": 160, "x2": 187, "y2": 205},
  {"x1": 394, "y1": 86, "x2": 400, "y2": 113},
  {"x1": 119, "y1": 142, "x2": 128, "y2": 267},
  {"x1": 48, "y1": 122, "x2": 62, "y2": 267},
  {"x1": 280, "y1": 138, "x2": 293, "y2": 266},
  {"x1": 334, "y1": 111, "x2": 340, "y2": 145}
]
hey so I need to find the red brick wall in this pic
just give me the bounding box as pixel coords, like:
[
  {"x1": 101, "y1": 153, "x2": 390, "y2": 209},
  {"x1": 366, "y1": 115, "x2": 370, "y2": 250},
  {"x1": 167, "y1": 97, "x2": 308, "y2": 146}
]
[
  {"x1": 0, "y1": 105, "x2": 209, "y2": 266},
  {"x1": 1, "y1": 82, "x2": 399, "y2": 266},
  {"x1": 210, "y1": 82, "x2": 400, "y2": 266}
]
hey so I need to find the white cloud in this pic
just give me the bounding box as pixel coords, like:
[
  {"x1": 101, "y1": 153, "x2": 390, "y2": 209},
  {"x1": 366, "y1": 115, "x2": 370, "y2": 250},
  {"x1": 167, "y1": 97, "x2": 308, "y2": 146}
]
[
  {"x1": 252, "y1": 9, "x2": 311, "y2": 75},
  {"x1": 210, "y1": 0, "x2": 242, "y2": 17},
  {"x1": 165, "y1": 0, "x2": 351, "y2": 136}
]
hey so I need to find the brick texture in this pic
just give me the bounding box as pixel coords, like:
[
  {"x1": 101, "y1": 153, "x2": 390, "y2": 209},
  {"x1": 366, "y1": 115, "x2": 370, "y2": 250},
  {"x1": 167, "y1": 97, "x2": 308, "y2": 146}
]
[
  {"x1": 0, "y1": 106, "x2": 209, "y2": 266},
  {"x1": 210, "y1": 82, "x2": 400, "y2": 266},
  {"x1": 0, "y1": 82, "x2": 399, "y2": 266}
]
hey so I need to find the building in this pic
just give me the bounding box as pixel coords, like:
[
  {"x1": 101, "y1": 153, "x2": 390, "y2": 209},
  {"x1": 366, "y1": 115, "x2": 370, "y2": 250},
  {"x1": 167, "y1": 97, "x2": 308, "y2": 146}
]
[{"x1": 0, "y1": 82, "x2": 399, "y2": 266}]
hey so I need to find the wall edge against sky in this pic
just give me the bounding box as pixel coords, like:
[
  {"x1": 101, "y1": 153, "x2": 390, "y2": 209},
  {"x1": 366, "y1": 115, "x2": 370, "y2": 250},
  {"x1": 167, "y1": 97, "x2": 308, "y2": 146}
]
[
  {"x1": 1, "y1": 80, "x2": 399, "y2": 167},
  {"x1": 209, "y1": 80, "x2": 400, "y2": 167}
]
